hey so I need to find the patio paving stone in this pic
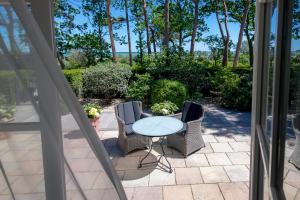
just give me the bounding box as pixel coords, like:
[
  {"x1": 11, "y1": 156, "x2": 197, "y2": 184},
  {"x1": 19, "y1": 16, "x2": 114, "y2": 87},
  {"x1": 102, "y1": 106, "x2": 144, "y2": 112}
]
[
  {"x1": 196, "y1": 143, "x2": 213, "y2": 154},
  {"x1": 132, "y1": 186, "x2": 163, "y2": 200},
  {"x1": 115, "y1": 156, "x2": 140, "y2": 170},
  {"x1": 93, "y1": 172, "x2": 116, "y2": 189},
  {"x1": 191, "y1": 184, "x2": 224, "y2": 200},
  {"x1": 227, "y1": 152, "x2": 250, "y2": 165},
  {"x1": 185, "y1": 153, "x2": 209, "y2": 167},
  {"x1": 210, "y1": 143, "x2": 234, "y2": 152},
  {"x1": 72, "y1": 172, "x2": 99, "y2": 190},
  {"x1": 206, "y1": 153, "x2": 232, "y2": 166},
  {"x1": 215, "y1": 135, "x2": 236, "y2": 143},
  {"x1": 285, "y1": 170, "x2": 300, "y2": 189},
  {"x1": 232, "y1": 134, "x2": 251, "y2": 142},
  {"x1": 202, "y1": 135, "x2": 217, "y2": 143},
  {"x1": 149, "y1": 169, "x2": 176, "y2": 186},
  {"x1": 165, "y1": 156, "x2": 186, "y2": 168},
  {"x1": 224, "y1": 165, "x2": 249, "y2": 182},
  {"x1": 219, "y1": 182, "x2": 249, "y2": 200},
  {"x1": 200, "y1": 166, "x2": 230, "y2": 183},
  {"x1": 283, "y1": 183, "x2": 298, "y2": 200},
  {"x1": 229, "y1": 142, "x2": 250, "y2": 152},
  {"x1": 163, "y1": 185, "x2": 193, "y2": 200},
  {"x1": 124, "y1": 187, "x2": 135, "y2": 200},
  {"x1": 175, "y1": 167, "x2": 203, "y2": 185},
  {"x1": 122, "y1": 169, "x2": 150, "y2": 187}
]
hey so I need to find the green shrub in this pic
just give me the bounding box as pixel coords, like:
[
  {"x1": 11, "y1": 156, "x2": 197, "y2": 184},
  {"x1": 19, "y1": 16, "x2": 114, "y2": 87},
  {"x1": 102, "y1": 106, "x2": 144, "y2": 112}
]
[
  {"x1": 63, "y1": 69, "x2": 84, "y2": 97},
  {"x1": 216, "y1": 68, "x2": 252, "y2": 110},
  {"x1": 142, "y1": 52, "x2": 212, "y2": 93},
  {"x1": 126, "y1": 73, "x2": 152, "y2": 102},
  {"x1": 65, "y1": 50, "x2": 89, "y2": 69},
  {"x1": 0, "y1": 71, "x2": 16, "y2": 121},
  {"x1": 83, "y1": 63, "x2": 132, "y2": 99},
  {"x1": 151, "y1": 79, "x2": 188, "y2": 108},
  {"x1": 151, "y1": 101, "x2": 179, "y2": 116}
]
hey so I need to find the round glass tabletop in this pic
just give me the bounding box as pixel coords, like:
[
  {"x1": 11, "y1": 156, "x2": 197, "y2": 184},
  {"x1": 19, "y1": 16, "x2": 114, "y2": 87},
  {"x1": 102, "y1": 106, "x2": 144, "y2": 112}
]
[{"x1": 132, "y1": 116, "x2": 183, "y2": 137}]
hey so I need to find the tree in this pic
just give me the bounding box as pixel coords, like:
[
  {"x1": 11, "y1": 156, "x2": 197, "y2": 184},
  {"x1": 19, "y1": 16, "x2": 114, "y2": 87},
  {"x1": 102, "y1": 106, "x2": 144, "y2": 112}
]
[
  {"x1": 227, "y1": 0, "x2": 255, "y2": 67},
  {"x1": 106, "y1": 0, "x2": 117, "y2": 62},
  {"x1": 82, "y1": 0, "x2": 111, "y2": 62},
  {"x1": 203, "y1": 35, "x2": 224, "y2": 66},
  {"x1": 211, "y1": 0, "x2": 230, "y2": 67},
  {"x1": 163, "y1": 0, "x2": 170, "y2": 49},
  {"x1": 232, "y1": 0, "x2": 250, "y2": 67},
  {"x1": 190, "y1": 0, "x2": 199, "y2": 54},
  {"x1": 124, "y1": 0, "x2": 133, "y2": 65},
  {"x1": 131, "y1": 0, "x2": 146, "y2": 64},
  {"x1": 54, "y1": 0, "x2": 80, "y2": 68},
  {"x1": 142, "y1": 0, "x2": 152, "y2": 54}
]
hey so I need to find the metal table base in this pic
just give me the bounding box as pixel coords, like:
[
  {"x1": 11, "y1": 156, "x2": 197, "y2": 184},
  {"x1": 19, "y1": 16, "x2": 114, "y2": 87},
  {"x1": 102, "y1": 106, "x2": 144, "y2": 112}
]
[{"x1": 138, "y1": 137, "x2": 172, "y2": 173}]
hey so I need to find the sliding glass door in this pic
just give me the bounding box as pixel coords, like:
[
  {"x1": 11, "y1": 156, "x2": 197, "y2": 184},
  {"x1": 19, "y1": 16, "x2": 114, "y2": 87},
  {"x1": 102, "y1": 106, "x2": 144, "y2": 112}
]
[{"x1": 251, "y1": 0, "x2": 300, "y2": 199}]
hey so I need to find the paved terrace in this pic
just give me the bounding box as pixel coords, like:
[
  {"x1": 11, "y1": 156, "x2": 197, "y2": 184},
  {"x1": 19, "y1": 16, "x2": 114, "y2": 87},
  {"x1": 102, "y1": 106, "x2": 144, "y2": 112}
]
[{"x1": 0, "y1": 104, "x2": 299, "y2": 200}]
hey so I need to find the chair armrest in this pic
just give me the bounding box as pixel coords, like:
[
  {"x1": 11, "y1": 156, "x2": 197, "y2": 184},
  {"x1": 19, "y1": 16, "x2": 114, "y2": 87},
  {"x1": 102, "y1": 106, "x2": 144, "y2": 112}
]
[
  {"x1": 115, "y1": 115, "x2": 125, "y2": 125},
  {"x1": 170, "y1": 113, "x2": 182, "y2": 120},
  {"x1": 141, "y1": 112, "x2": 152, "y2": 118},
  {"x1": 186, "y1": 119, "x2": 202, "y2": 134}
]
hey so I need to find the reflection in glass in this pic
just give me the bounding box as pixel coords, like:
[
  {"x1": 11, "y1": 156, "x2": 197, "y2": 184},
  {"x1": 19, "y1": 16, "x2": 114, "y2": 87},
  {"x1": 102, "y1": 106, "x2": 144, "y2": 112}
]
[
  {"x1": 283, "y1": 1, "x2": 300, "y2": 199},
  {"x1": 264, "y1": 3, "x2": 278, "y2": 142}
]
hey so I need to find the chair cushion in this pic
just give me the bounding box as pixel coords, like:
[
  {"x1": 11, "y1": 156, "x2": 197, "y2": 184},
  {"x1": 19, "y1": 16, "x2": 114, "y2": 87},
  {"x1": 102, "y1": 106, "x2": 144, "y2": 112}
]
[
  {"x1": 176, "y1": 123, "x2": 187, "y2": 136},
  {"x1": 181, "y1": 101, "x2": 203, "y2": 123},
  {"x1": 124, "y1": 124, "x2": 134, "y2": 135},
  {"x1": 117, "y1": 101, "x2": 142, "y2": 125}
]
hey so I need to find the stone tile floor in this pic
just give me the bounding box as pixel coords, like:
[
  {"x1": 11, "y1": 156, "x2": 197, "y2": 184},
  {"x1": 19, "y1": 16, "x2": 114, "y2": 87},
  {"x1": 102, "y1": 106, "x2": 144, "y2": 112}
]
[
  {"x1": 0, "y1": 104, "x2": 299, "y2": 200},
  {"x1": 100, "y1": 105, "x2": 252, "y2": 200}
]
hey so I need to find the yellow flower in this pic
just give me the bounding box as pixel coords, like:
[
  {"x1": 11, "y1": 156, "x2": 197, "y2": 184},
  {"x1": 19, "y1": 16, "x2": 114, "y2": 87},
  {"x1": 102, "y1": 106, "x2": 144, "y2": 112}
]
[{"x1": 89, "y1": 108, "x2": 99, "y2": 118}]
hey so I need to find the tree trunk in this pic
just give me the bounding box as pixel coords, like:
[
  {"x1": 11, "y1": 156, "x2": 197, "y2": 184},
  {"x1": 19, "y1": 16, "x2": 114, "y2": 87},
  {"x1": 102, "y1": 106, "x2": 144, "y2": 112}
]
[
  {"x1": 138, "y1": 30, "x2": 144, "y2": 65},
  {"x1": 57, "y1": 51, "x2": 66, "y2": 69},
  {"x1": 97, "y1": 19, "x2": 104, "y2": 61},
  {"x1": 142, "y1": 0, "x2": 151, "y2": 54},
  {"x1": 232, "y1": 0, "x2": 250, "y2": 67},
  {"x1": 125, "y1": 0, "x2": 132, "y2": 65},
  {"x1": 190, "y1": 0, "x2": 199, "y2": 55},
  {"x1": 163, "y1": 0, "x2": 170, "y2": 49},
  {"x1": 150, "y1": 26, "x2": 157, "y2": 53},
  {"x1": 106, "y1": 0, "x2": 116, "y2": 62},
  {"x1": 245, "y1": 28, "x2": 254, "y2": 67},
  {"x1": 222, "y1": 0, "x2": 229, "y2": 67},
  {"x1": 213, "y1": 0, "x2": 225, "y2": 42}
]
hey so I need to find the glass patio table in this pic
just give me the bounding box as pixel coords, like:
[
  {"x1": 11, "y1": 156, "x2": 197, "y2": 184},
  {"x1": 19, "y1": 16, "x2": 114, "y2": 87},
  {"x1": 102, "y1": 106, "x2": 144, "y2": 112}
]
[{"x1": 132, "y1": 116, "x2": 183, "y2": 173}]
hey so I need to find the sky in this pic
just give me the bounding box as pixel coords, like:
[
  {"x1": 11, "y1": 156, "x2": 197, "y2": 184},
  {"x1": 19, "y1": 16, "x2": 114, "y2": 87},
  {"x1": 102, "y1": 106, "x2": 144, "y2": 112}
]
[
  {"x1": 71, "y1": 2, "x2": 242, "y2": 52},
  {"x1": 70, "y1": 1, "x2": 300, "y2": 52}
]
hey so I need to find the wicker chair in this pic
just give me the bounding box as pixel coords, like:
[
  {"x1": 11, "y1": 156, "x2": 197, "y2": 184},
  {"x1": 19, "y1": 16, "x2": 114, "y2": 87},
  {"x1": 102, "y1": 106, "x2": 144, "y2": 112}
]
[
  {"x1": 289, "y1": 114, "x2": 300, "y2": 169},
  {"x1": 167, "y1": 101, "x2": 205, "y2": 157},
  {"x1": 115, "y1": 101, "x2": 150, "y2": 155}
]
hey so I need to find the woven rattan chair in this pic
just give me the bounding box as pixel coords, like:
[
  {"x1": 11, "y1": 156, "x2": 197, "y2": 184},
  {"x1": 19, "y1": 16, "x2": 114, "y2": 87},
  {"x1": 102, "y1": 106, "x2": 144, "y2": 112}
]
[
  {"x1": 167, "y1": 101, "x2": 205, "y2": 157},
  {"x1": 289, "y1": 114, "x2": 300, "y2": 169},
  {"x1": 115, "y1": 101, "x2": 150, "y2": 155}
]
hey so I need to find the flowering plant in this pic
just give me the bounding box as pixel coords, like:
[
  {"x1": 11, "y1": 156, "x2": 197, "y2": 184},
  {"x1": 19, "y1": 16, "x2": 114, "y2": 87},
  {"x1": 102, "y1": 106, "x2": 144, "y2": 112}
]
[
  {"x1": 83, "y1": 103, "x2": 102, "y2": 119},
  {"x1": 151, "y1": 101, "x2": 179, "y2": 116}
]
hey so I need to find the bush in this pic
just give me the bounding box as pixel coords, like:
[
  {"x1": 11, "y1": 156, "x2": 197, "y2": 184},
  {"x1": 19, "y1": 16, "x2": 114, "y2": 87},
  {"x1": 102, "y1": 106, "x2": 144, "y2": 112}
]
[
  {"x1": 151, "y1": 79, "x2": 188, "y2": 108},
  {"x1": 63, "y1": 69, "x2": 84, "y2": 97},
  {"x1": 126, "y1": 73, "x2": 152, "y2": 102},
  {"x1": 83, "y1": 63, "x2": 132, "y2": 99},
  {"x1": 65, "y1": 50, "x2": 89, "y2": 69},
  {"x1": 141, "y1": 52, "x2": 212, "y2": 94},
  {"x1": 151, "y1": 101, "x2": 179, "y2": 116},
  {"x1": 215, "y1": 68, "x2": 252, "y2": 110}
]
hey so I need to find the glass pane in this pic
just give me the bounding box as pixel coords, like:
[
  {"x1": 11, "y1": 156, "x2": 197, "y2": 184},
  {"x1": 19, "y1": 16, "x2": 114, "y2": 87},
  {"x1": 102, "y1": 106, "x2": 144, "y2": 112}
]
[
  {"x1": 283, "y1": 1, "x2": 300, "y2": 199},
  {"x1": 0, "y1": 2, "x2": 121, "y2": 199},
  {"x1": 263, "y1": 2, "x2": 278, "y2": 143}
]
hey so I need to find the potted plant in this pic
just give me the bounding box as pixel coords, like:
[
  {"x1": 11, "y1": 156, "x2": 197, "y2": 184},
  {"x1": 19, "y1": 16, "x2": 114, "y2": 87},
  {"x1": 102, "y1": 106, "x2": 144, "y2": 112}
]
[
  {"x1": 83, "y1": 103, "x2": 102, "y2": 131},
  {"x1": 151, "y1": 101, "x2": 179, "y2": 116}
]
